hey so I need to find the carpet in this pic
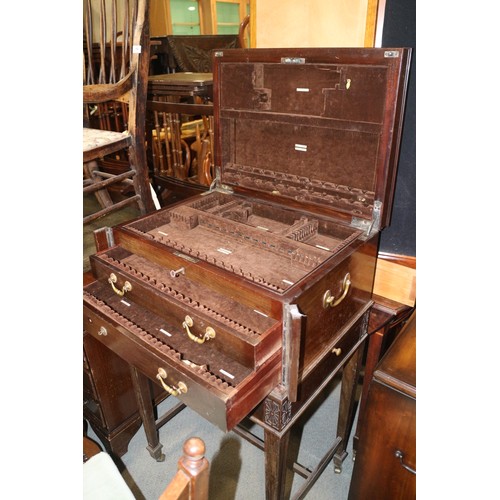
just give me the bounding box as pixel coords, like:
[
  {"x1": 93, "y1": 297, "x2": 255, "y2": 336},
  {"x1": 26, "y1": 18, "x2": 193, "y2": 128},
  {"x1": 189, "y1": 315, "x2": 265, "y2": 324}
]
[{"x1": 86, "y1": 375, "x2": 358, "y2": 499}]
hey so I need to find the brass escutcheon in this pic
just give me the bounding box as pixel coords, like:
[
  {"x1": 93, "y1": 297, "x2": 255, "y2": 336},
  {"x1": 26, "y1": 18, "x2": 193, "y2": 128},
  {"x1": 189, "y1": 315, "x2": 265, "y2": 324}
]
[
  {"x1": 322, "y1": 273, "x2": 351, "y2": 309},
  {"x1": 182, "y1": 315, "x2": 216, "y2": 344},
  {"x1": 156, "y1": 368, "x2": 188, "y2": 396},
  {"x1": 108, "y1": 273, "x2": 132, "y2": 297}
]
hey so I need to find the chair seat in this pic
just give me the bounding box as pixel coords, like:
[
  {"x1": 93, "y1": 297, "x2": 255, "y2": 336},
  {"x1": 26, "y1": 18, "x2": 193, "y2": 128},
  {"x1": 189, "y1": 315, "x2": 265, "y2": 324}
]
[
  {"x1": 83, "y1": 451, "x2": 135, "y2": 500},
  {"x1": 83, "y1": 128, "x2": 131, "y2": 162}
]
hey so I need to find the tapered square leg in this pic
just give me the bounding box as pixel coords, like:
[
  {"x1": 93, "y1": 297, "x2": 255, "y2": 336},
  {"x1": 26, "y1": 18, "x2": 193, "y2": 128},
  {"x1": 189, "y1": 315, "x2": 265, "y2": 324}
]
[
  {"x1": 130, "y1": 366, "x2": 165, "y2": 462},
  {"x1": 264, "y1": 428, "x2": 291, "y2": 500},
  {"x1": 334, "y1": 347, "x2": 363, "y2": 473}
]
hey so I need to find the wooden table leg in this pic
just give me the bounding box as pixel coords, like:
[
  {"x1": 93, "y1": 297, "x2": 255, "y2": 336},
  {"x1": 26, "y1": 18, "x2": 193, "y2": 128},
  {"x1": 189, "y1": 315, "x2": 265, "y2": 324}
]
[
  {"x1": 129, "y1": 366, "x2": 165, "y2": 462},
  {"x1": 352, "y1": 300, "x2": 413, "y2": 455},
  {"x1": 333, "y1": 347, "x2": 363, "y2": 473},
  {"x1": 264, "y1": 428, "x2": 291, "y2": 500},
  {"x1": 352, "y1": 328, "x2": 384, "y2": 454}
]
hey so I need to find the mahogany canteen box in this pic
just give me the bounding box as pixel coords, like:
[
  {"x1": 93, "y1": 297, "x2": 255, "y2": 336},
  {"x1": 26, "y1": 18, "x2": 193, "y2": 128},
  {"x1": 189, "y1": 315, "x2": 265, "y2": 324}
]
[{"x1": 83, "y1": 47, "x2": 412, "y2": 432}]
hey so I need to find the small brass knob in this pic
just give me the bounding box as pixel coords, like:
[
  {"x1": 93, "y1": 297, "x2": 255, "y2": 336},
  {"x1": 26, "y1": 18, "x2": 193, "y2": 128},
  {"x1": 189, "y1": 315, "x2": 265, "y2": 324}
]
[
  {"x1": 98, "y1": 326, "x2": 108, "y2": 336},
  {"x1": 332, "y1": 347, "x2": 342, "y2": 356}
]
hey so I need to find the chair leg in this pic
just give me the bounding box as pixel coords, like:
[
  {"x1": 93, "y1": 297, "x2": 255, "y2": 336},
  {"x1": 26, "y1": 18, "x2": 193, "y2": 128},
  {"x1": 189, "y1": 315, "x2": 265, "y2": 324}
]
[
  {"x1": 83, "y1": 160, "x2": 114, "y2": 209},
  {"x1": 127, "y1": 147, "x2": 152, "y2": 214}
]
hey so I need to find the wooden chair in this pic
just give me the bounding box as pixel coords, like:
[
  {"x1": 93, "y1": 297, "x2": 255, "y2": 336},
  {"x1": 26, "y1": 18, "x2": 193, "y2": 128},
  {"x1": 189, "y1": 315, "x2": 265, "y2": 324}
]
[
  {"x1": 83, "y1": 0, "x2": 156, "y2": 225},
  {"x1": 83, "y1": 436, "x2": 209, "y2": 500},
  {"x1": 159, "y1": 437, "x2": 210, "y2": 500},
  {"x1": 238, "y1": 15, "x2": 250, "y2": 48},
  {"x1": 149, "y1": 100, "x2": 214, "y2": 187}
]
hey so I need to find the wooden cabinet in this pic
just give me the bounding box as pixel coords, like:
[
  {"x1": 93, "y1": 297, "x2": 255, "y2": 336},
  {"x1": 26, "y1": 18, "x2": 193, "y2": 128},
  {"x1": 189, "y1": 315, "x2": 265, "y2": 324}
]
[
  {"x1": 348, "y1": 311, "x2": 416, "y2": 499},
  {"x1": 84, "y1": 48, "x2": 411, "y2": 498},
  {"x1": 83, "y1": 331, "x2": 145, "y2": 457}
]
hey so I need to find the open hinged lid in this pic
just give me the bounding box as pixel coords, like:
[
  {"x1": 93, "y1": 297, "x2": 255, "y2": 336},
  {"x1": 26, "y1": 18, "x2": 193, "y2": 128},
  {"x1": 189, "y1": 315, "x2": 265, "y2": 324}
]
[{"x1": 212, "y1": 47, "x2": 411, "y2": 233}]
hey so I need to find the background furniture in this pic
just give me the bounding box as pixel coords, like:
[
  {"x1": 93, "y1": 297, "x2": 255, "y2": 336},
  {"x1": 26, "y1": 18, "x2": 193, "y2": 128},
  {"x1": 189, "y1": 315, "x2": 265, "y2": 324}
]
[
  {"x1": 348, "y1": 310, "x2": 416, "y2": 499},
  {"x1": 83, "y1": 435, "x2": 209, "y2": 500},
  {"x1": 83, "y1": 0, "x2": 156, "y2": 224},
  {"x1": 353, "y1": 295, "x2": 414, "y2": 453},
  {"x1": 146, "y1": 74, "x2": 215, "y2": 205},
  {"x1": 150, "y1": 35, "x2": 240, "y2": 74},
  {"x1": 159, "y1": 437, "x2": 210, "y2": 500},
  {"x1": 83, "y1": 436, "x2": 135, "y2": 499}
]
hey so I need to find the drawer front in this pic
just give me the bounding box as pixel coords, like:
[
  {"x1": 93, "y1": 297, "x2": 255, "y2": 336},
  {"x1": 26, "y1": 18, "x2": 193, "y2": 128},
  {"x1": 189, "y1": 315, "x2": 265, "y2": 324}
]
[
  {"x1": 83, "y1": 290, "x2": 281, "y2": 432},
  {"x1": 349, "y1": 383, "x2": 416, "y2": 499},
  {"x1": 313, "y1": 310, "x2": 366, "y2": 376},
  {"x1": 295, "y1": 236, "x2": 377, "y2": 373},
  {"x1": 252, "y1": 309, "x2": 369, "y2": 429},
  {"x1": 295, "y1": 308, "x2": 368, "y2": 408}
]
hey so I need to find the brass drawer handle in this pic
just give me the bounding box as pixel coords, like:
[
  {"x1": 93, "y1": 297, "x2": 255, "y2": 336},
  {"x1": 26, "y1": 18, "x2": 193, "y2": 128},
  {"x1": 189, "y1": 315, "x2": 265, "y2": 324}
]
[
  {"x1": 394, "y1": 450, "x2": 416, "y2": 475},
  {"x1": 332, "y1": 347, "x2": 342, "y2": 356},
  {"x1": 182, "y1": 315, "x2": 216, "y2": 344},
  {"x1": 156, "y1": 368, "x2": 188, "y2": 396},
  {"x1": 98, "y1": 326, "x2": 108, "y2": 336},
  {"x1": 322, "y1": 273, "x2": 351, "y2": 309},
  {"x1": 108, "y1": 273, "x2": 132, "y2": 297}
]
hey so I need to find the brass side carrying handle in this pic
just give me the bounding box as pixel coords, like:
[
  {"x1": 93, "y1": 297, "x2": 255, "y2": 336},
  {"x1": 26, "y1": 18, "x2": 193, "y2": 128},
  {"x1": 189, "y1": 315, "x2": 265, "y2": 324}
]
[
  {"x1": 322, "y1": 273, "x2": 351, "y2": 309},
  {"x1": 108, "y1": 273, "x2": 132, "y2": 297},
  {"x1": 182, "y1": 315, "x2": 216, "y2": 344},
  {"x1": 156, "y1": 368, "x2": 188, "y2": 396}
]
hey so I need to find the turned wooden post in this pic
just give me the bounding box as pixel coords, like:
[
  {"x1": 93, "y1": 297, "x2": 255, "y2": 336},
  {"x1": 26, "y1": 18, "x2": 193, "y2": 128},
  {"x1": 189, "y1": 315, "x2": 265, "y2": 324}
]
[{"x1": 159, "y1": 437, "x2": 209, "y2": 500}]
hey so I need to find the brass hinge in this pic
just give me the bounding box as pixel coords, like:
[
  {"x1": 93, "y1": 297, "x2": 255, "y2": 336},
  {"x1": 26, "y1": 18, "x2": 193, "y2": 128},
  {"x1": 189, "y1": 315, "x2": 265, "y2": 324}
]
[
  {"x1": 282, "y1": 303, "x2": 304, "y2": 403},
  {"x1": 203, "y1": 166, "x2": 234, "y2": 195},
  {"x1": 351, "y1": 200, "x2": 382, "y2": 236}
]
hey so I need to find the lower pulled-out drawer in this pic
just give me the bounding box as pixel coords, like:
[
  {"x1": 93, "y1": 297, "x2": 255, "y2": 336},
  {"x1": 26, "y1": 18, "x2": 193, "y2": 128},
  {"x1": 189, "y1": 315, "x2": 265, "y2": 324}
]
[{"x1": 83, "y1": 281, "x2": 282, "y2": 432}]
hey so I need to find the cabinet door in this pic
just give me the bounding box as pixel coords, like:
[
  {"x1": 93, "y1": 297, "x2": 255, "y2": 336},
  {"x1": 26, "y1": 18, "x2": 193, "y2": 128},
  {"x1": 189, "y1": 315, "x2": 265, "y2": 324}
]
[
  {"x1": 348, "y1": 382, "x2": 416, "y2": 500},
  {"x1": 84, "y1": 332, "x2": 141, "y2": 431}
]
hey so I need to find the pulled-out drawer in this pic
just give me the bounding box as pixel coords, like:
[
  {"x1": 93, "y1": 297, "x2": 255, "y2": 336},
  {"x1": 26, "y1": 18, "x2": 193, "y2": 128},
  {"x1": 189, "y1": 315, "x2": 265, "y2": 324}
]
[
  {"x1": 83, "y1": 279, "x2": 282, "y2": 432},
  {"x1": 90, "y1": 246, "x2": 282, "y2": 368}
]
